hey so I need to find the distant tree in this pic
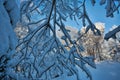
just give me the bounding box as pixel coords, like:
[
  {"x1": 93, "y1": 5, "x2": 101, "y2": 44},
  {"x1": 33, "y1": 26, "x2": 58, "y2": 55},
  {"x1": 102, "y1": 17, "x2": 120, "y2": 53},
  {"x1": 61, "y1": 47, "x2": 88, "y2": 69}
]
[
  {"x1": 106, "y1": 31, "x2": 120, "y2": 62},
  {"x1": 79, "y1": 22, "x2": 105, "y2": 61},
  {"x1": 103, "y1": 26, "x2": 120, "y2": 61}
]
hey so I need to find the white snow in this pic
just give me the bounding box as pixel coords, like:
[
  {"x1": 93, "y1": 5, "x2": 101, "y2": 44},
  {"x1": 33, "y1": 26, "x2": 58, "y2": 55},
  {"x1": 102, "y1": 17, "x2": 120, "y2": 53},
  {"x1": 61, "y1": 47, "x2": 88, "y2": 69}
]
[
  {"x1": 89, "y1": 61, "x2": 120, "y2": 80},
  {"x1": 4, "y1": 0, "x2": 20, "y2": 28},
  {"x1": 72, "y1": 61, "x2": 120, "y2": 80},
  {"x1": 52, "y1": 61, "x2": 120, "y2": 80},
  {"x1": 52, "y1": 74, "x2": 77, "y2": 80},
  {"x1": 0, "y1": 0, "x2": 19, "y2": 57}
]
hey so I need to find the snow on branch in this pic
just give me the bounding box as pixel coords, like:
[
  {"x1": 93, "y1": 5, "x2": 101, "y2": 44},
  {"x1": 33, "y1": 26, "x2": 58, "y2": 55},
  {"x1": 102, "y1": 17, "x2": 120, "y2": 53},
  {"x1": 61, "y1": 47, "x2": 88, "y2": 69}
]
[{"x1": 105, "y1": 25, "x2": 120, "y2": 40}]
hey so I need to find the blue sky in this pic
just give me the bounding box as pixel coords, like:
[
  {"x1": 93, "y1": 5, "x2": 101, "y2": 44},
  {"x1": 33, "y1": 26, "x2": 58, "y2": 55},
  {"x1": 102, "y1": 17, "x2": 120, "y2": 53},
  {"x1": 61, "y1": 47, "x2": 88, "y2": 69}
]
[{"x1": 66, "y1": 0, "x2": 120, "y2": 33}]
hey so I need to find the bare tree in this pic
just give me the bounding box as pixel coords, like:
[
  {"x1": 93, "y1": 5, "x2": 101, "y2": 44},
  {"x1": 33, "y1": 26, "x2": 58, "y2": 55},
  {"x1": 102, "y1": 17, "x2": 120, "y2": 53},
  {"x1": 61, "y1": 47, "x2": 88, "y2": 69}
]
[{"x1": 15, "y1": 0, "x2": 119, "y2": 80}]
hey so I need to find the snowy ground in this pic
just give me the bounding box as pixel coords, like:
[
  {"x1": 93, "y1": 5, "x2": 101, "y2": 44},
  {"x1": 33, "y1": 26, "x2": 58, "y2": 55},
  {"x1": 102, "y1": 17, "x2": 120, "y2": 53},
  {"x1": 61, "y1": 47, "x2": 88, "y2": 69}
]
[
  {"x1": 47, "y1": 61, "x2": 120, "y2": 80},
  {"x1": 89, "y1": 61, "x2": 120, "y2": 80}
]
